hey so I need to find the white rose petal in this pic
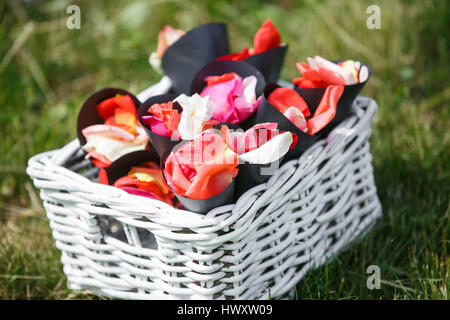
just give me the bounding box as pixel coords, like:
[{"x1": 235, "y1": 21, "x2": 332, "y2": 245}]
[
  {"x1": 175, "y1": 93, "x2": 214, "y2": 140},
  {"x1": 83, "y1": 135, "x2": 146, "y2": 162},
  {"x1": 238, "y1": 132, "x2": 293, "y2": 164},
  {"x1": 359, "y1": 65, "x2": 369, "y2": 83},
  {"x1": 242, "y1": 75, "x2": 257, "y2": 103},
  {"x1": 313, "y1": 55, "x2": 357, "y2": 85}
]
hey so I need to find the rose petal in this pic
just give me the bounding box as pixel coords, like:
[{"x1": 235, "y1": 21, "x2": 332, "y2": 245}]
[
  {"x1": 307, "y1": 85, "x2": 344, "y2": 134},
  {"x1": 217, "y1": 48, "x2": 251, "y2": 61},
  {"x1": 201, "y1": 75, "x2": 260, "y2": 124},
  {"x1": 88, "y1": 150, "x2": 112, "y2": 168},
  {"x1": 114, "y1": 108, "x2": 136, "y2": 128},
  {"x1": 339, "y1": 60, "x2": 358, "y2": 83},
  {"x1": 164, "y1": 133, "x2": 238, "y2": 199},
  {"x1": 316, "y1": 67, "x2": 348, "y2": 86},
  {"x1": 268, "y1": 87, "x2": 310, "y2": 117},
  {"x1": 98, "y1": 168, "x2": 109, "y2": 184},
  {"x1": 359, "y1": 65, "x2": 369, "y2": 83},
  {"x1": 156, "y1": 25, "x2": 185, "y2": 60},
  {"x1": 96, "y1": 95, "x2": 136, "y2": 120},
  {"x1": 253, "y1": 19, "x2": 281, "y2": 54},
  {"x1": 82, "y1": 124, "x2": 136, "y2": 141},
  {"x1": 83, "y1": 136, "x2": 146, "y2": 163},
  {"x1": 241, "y1": 76, "x2": 258, "y2": 103},
  {"x1": 313, "y1": 56, "x2": 356, "y2": 85},
  {"x1": 283, "y1": 107, "x2": 307, "y2": 132},
  {"x1": 238, "y1": 131, "x2": 293, "y2": 164},
  {"x1": 141, "y1": 115, "x2": 171, "y2": 137},
  {"x1": 205, "y1": 72, "x2": 237, "y2": 86},
  {"x1": 175, "y1": 94, "x2": 214, "y2": 140},
  {"x1": 223, "y1": 123, "x2": 278, "y2": 154},
  {"x1": 120, "y1": 187, "x2": 160, "y2": 200}
]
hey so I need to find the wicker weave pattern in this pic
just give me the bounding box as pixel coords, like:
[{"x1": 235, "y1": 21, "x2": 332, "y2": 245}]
[{"x1": 26, "y1": 81, "x2": 382, "y2": 299}]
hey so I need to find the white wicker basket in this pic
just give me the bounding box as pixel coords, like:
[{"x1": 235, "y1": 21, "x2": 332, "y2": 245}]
[{"x1": 26, "y1": 77, "x2": 382, "y2": 300}]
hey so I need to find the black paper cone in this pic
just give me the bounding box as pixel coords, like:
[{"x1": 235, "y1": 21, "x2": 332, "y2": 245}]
[
  {"x1": 243, "y1": 44, "x2": 288, "y2": 83},
  {"x1": 255, "y1": 83, "x2": 320, "y2": 162},
  {"x1": 77, "y1": 88, "x2": 141, "y2": 146},
  {"x1": 100, "y1": 149, "x2": 172, "y2": 249},
  {"x1": 161, "y1": 23, "x2": 230, "y2": 95},
  {"x1": 160, "y1": 141, "x2": 236, "y2": 214},
  {"x1": 138, "y1": 93, "x2": 187, "y2": 158},
  {"x1": 294, "y1": 61, "x2": 372, "y2": 135},
  {"x1": 235, "y1": 158, "x2": 285, "y2": 197}
]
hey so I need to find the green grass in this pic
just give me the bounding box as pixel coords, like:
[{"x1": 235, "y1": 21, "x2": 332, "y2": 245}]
[{"x1": 0, "y1": 0, "x2": 449, "y2": 299}]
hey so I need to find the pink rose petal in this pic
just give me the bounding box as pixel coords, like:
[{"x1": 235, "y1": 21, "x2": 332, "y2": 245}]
[{"x1": 141, "y1": 115, "x2": 171, "y2": 137}]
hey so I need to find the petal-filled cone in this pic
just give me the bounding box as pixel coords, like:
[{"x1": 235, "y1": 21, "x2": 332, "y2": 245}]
[
  {"x1": 294, "y1": 60, "x2": 372, "y2": 135},
  {"x1": 102, "y1": 149, "x2": 176, "y2": 206},
  {"x1": 97, "y1": 149, "x2": 164, "y2": 248},
  {"x1": 255, "y1": 83, "x2": 320, "y2": 162},
  {"x1": 160, "y1": 140, "x2": 236, "y2": 214},
  {"x1": 102, "y1": 150, "x2": 161, "y2": 186},
  {"x1": 161, "y1": 23, "x2": 230, "y2": 94},
  {"x1": 190, "y1": 60, "x2": 266, "y2": 129},
  {"x1": 77, "y1": 88, "x2": 141, "y2": 146},
  {"x1": 138, "y1": 93, "x2": 185, "y2": 158}
]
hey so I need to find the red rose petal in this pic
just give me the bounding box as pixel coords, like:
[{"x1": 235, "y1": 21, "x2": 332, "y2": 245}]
[
  {"x1": 253, "y1": 19, "x2": 281, "y2": 54},
  {"x1": 205, "y1": 72, "x2": 237, "y2": 87},
  {"x1": 268, "y1": 87, "x2": 310, "y2": 117}
]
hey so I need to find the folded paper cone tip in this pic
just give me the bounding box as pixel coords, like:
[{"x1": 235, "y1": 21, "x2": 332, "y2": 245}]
[
  {"x1": 162, "y1": 23, "x2": 230, "y2": 94},
  {"x1": 243, "y1": 44, "x2": 288, "y2": 83}
]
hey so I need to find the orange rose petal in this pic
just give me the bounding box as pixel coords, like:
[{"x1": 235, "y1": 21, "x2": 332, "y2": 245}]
[
  {"x1": 128, "y1": 166, "x2": 170, "y2": 194},
  {"x1": 114, "y1": 108, "x2": 136, "y2": 127},
  {"x1": 164, "y1": 133, "x2": 239, "y2": 199},
  {"x1": 97, "y1": 95, "x2": 136, "y2": 120}
]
